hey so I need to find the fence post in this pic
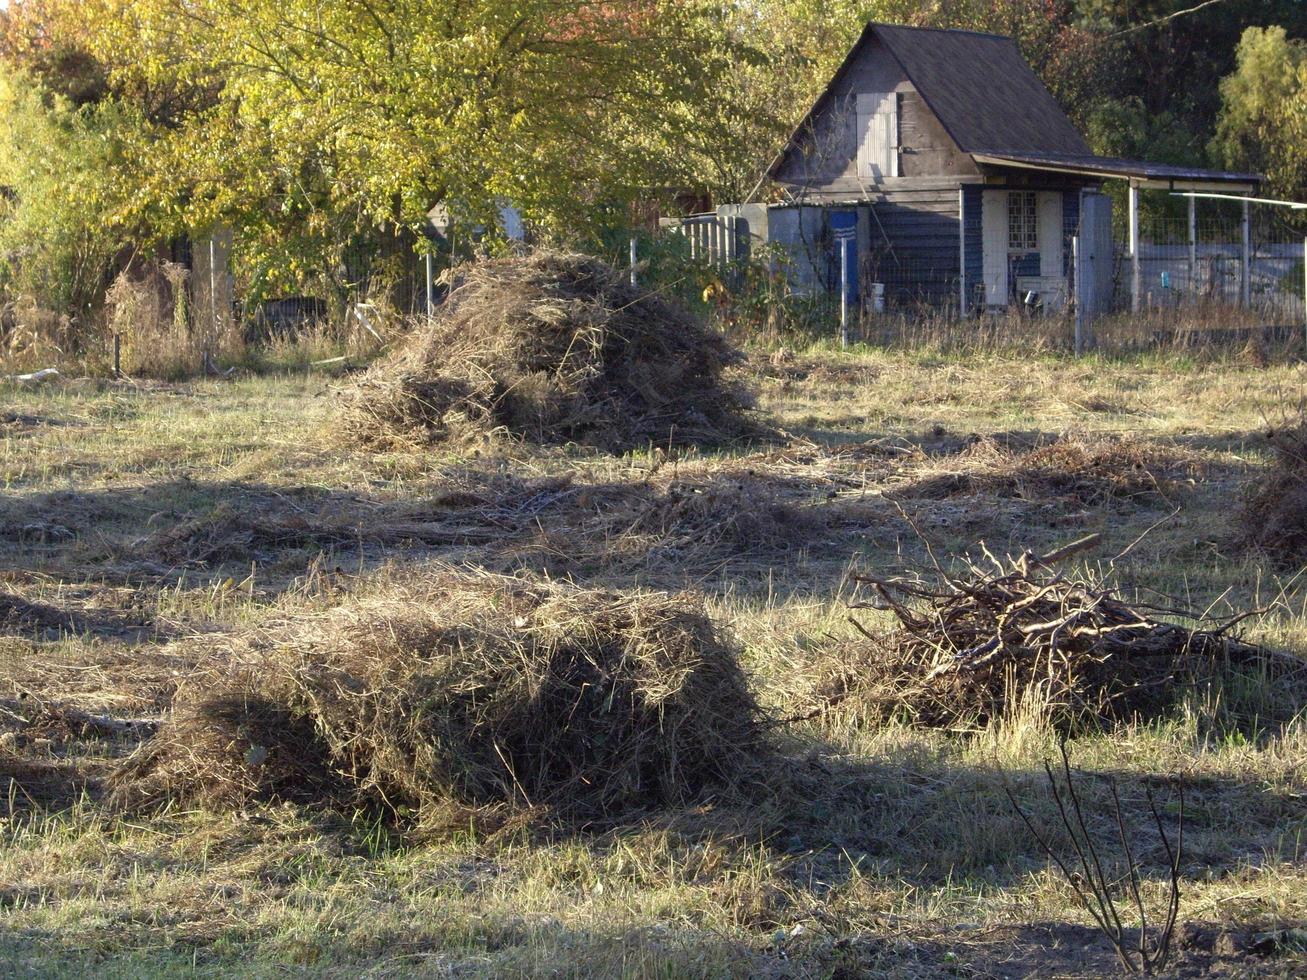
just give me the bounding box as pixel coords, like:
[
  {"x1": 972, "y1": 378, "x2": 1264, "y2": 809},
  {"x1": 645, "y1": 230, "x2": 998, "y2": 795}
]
[
  {"x1": 1129, "y1": 183, "x2": 1141, "y2": 315},
  {"x1": 839, "y1": 236, "x2": 849, "y2": 350},
  {"x1": 958, "y1": 187, "x2": 967, "y2": 317},
  {"x1": 1187, "y1": 195, "x2": 1197, "y2": 299},
  {"x1": 424, "y1": 252, "x2": 433, "y2": 317},
  {"x1": 1241, "y1": 198, "x2": 1251, "y2": 307},
  {"x1": 1073, "y1": 235, "x2": 1085, "y2": 357},
  {"x1": 629, "y1": 236, "x2": 638, "y2": 288}
]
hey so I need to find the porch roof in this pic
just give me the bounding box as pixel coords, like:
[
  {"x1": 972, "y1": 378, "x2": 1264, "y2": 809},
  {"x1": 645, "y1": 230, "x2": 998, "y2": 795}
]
[{"x1": 971, "y1": 152, "x2": 1260, "y2": 193}]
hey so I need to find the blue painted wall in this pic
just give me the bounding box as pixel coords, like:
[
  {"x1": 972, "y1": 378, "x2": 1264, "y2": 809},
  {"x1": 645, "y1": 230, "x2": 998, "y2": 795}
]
[{"x1": 962, "y1": 185, "x2": 983, "y2": 312}]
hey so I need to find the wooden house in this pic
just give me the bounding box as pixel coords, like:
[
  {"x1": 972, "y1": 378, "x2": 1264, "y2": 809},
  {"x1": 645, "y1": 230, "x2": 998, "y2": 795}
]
[{"x1": 710, "y1": 23, "x2": 1260, "y2": 316}]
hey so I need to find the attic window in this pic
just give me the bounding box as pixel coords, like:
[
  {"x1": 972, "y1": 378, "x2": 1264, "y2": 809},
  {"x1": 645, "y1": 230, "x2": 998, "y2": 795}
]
[
  {"x1": 1008, "y1": 191, "x2": 1038, "y2": 250},
  {"x1": 856, "y1": 92, "x2": 898, "y2": 180}
]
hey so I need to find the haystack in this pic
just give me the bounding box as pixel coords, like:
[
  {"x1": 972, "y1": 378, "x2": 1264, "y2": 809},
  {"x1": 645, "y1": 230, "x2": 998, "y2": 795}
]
[
  {"x1": 1240, "y1": 421, "x2": 1307, "y2": 564},
  {"x1": 806, "y1": 544, "x2": 1302, "y2": 731},
  {"x1": 111, "y1": 574, "x2": 765, "y2": 823},
  {"x1": 339, "y1": 251, "x2": 757, "y2": 452}
]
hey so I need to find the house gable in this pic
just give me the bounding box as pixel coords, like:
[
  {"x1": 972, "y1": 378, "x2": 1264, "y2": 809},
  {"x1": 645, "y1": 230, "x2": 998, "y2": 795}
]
[{"x1": 772, "y1": 32, "x2": 977, "y2": 198}]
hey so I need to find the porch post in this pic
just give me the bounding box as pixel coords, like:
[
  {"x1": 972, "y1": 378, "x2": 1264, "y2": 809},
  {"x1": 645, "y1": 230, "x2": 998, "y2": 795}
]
[
  {"x1": 1187, "y1": 195, "x2": 1197, "y2": 298},
  {"x1": 958, "y1": 188, "x2": 967, "y2": 316},
  {"x1": 1073, "y1": 235, "x2": 1085, "y2": 356},
  {"x1": 1241, "y1": 199, "x2": 1251, "y2": 307},
  {"x1": 1129, "y1": 182, "x2": 1141, "y2": 315}
]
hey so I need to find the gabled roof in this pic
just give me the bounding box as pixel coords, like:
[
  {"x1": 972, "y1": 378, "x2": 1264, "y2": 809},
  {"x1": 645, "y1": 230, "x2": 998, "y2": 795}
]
[
  {"x1": 871, "y1": 24, "x2": 1091, "y2": 156},
  {"x1": 769, "y1": 23, "x2": 1090, "y2": 180},
  {"x1": 763, "y1": 22, "x2": 1261, "y2": 193}
]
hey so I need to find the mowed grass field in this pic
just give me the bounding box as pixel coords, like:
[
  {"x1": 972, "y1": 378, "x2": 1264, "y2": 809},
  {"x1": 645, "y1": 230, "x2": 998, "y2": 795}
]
[{"x1": 2, "y1": 346, "x2": 1306, "y2": 978}]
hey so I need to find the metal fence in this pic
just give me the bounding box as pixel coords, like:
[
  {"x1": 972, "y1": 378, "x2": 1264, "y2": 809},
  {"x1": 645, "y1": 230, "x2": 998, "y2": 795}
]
[
  {"x1": 658, "y1": 199, "x2": 1307, "y2": 351},
  {"x1": 1120, "y1": 212, "x2": 1304, "y2": 322}
]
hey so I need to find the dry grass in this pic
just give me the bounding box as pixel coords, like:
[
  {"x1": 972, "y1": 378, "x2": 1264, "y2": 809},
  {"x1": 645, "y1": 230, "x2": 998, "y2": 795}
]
[
  {"x1": 3, "y1": 345, "x2": 1307, "y2": 976},
  {"x1": 890, "y1": 432, "x2": 1202, "y2": 506},
  {"x1": 1240, "y1": 417, "x2": 1307, "y2": 564},
  {"x1": 106, "y1": 264, "x2": 244, "y2": 380},
  {"x1": 339, "y1": 251, "x2": 760, "y2": 452},
  {"x1": 112, "y1": 572, "x2": 766, "y2": 827}
]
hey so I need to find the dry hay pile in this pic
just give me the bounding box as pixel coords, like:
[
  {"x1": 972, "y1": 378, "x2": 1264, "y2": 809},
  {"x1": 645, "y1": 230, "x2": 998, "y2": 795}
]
[
  {"x1": 339, "y1": 251, "x2": 757, "y2": 452},
  {"x1": 807, "y1": 543, "x2": 1302, "y2": 731},
  {"x1": 111, "y1": 574, "x2": 765, "y2": 824},
  {"x1": 896, "y1": 434, "x2": 1198, "y2": 506},
  {"x1": 1240, "y1": 421, "x2": 1307, "y2": 564}
]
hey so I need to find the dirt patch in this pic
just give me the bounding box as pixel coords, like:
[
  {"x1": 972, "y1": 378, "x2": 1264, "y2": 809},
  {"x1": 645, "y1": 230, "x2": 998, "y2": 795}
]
[
  {"x1": 111, "y1": 573, "x2": 768, "y2": 825},
  {"x1": 924, "y1": 919, "x2": 1307, "y2": 978},
  {"x1": 0, "y1": 592, "x2": 81, "y2": 636},
  {"x1": 0, "y1": 410, "x2": 80, "y2": 434},
  {"x1": 338, "y1": 251, "x2": 761, "y2": 452},
  {"x1": 0, "y1": 589, "x2": 161, "y2": 641}
]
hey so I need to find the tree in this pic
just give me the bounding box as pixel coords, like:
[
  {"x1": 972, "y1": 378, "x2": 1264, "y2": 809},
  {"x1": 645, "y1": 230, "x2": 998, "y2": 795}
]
[
  {"x1": 93, "y1": 0, "x2": 739, "y2": 241},
  {"x1": 0, "y1": 67, "x2": 151, "y2": 329},
  {"x1": 1212, "y1": 25, "x2": 1307, "y2": 199}
]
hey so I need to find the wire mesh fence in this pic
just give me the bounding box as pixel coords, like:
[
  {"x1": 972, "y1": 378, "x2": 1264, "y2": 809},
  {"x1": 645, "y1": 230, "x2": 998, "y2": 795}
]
[{"x1": 656, "y1": 197, "x2": 1306, "y2": 353}]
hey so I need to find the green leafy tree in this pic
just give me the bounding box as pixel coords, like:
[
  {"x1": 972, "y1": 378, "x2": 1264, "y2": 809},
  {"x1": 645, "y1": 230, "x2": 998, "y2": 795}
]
[
  {"x1": 1212, "y1": 25, "x2": 1307, "y2": 200},
  {"x1": 0, "y1": 67, "x2": 148, "y2": 325},
  {"x1": 93, "y1": 0, "x2": 739, "y2": 241}
]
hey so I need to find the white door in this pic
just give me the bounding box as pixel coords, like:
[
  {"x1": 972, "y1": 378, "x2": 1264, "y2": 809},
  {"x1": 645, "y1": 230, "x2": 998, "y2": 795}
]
[
  {"x1": 1037, "y1": 192, "x2": 1063, "y2": 278},
  {"x1": 981, "y1": 189, "x2": 1008, "y2": 305},
  {"x1": 856, "y1": 92, "x2": 898, "y2": 180}
]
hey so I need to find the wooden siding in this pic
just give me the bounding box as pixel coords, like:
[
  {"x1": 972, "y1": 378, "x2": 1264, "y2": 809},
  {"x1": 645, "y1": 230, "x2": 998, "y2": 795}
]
[
  {"x1": 773, "y1": 34, "x2": 978, "y2": 197},
  {"x1": 863, "y1": 187, "x2": 961, "y2": 307}
]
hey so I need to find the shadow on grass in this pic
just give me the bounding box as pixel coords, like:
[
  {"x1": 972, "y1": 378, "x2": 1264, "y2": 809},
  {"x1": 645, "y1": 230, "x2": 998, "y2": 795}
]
[
  {"x1": 4, "y1": 743, "x2": 1305, "y2": 978},
  {"x1": 0, "y1": 470, "x2": 884, "y2": 595}
]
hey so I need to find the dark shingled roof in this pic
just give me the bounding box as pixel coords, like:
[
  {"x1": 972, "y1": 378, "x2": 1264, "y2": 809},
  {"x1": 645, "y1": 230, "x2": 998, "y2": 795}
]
[
  {"x1": 871, "y1": 24, "x2": 1091, "y2": 156},
  {"x1": 768, "y1": 23, "x2": 1091, "y2": 180},
  {"x1": 764, "y1": 23, "x2": 1261, "y2": 189},
  {"x1": 971, "y1": 151, "x2": 1261, "y2": 185}
]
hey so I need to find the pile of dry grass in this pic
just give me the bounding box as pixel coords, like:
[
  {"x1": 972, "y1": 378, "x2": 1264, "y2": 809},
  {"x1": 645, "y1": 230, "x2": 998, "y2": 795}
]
[
  {"x1": 805, "y1": 543, "x2": 1301, "y2": 731},
  {"x1": 338, "y1": 251, "x2": 758, "y2": 452},
  {"x1": 111, "y1": 574, "x2": 765, "y2": 823},
  {"x1": 1240, "y1": 421, "x2": 1307, "y2": 564},
  {"x1": 895, "y1": 434, "x2": 1198, "y2": 506}
]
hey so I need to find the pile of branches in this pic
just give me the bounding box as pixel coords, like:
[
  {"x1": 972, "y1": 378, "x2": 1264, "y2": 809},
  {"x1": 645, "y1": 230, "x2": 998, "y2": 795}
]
[
  {"x1": 338, "y1": 251, "x2": 759, "y2": 452},
  {"x1": 1240, "y1": 419, "x2": 1307, "y2": 563},
  {"x1": 813, "y1": 537, "x2": 1302, "y2": 730},
  {"x1": 110, "y1": 572, "x2": 767, "y2": 826}
]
